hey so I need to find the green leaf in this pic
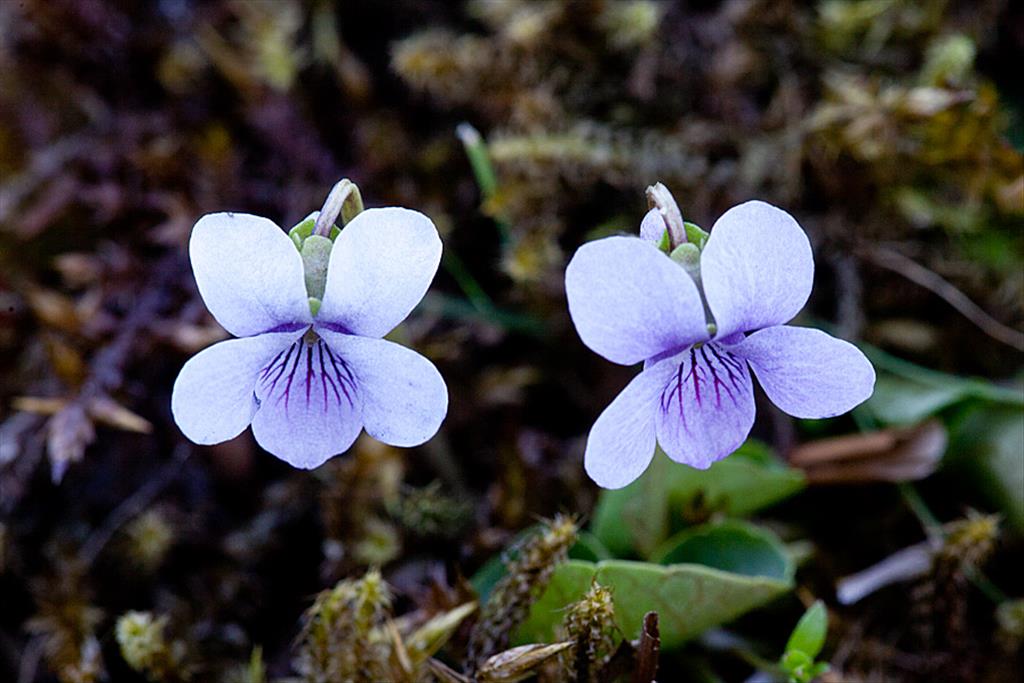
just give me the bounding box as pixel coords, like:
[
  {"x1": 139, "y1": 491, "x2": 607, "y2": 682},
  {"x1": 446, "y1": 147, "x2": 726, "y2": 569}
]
[
  {"x1": 860, "y1": 345, "x2": 1023, "y2": 426},
  {"x1": 651, "y1": 521, "x2": 793, "y2": 582},
  {"x1": 856, "y1": 343, "x2": 1023, "y2": 530},
  {"x1": 785, "y1": 600, "x2": 828, "y2": 659},
  {"x1": 592, "y1": 443, "x2": 806, "y2": 558},
  {"x1": 865, "y1": 375, "x2": 971, "y2": 425},
  {"x1": 946, "y1": 404, "x2": 1024, "y2": 531},
  {"x1": 569, "y1": 531, "x2": 613, "y2": 562},
  {"x1": 515, "y1": 553, "x2": 793, "y2": 650},
  {"x1": 591, "y1": 448, "x2": 673, "y2": 557}
]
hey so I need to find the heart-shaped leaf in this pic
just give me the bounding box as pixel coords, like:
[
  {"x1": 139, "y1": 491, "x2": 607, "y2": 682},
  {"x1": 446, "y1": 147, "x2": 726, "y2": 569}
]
[
  {"x1": 592, "y1": 442, "x2": 805, "y2": 558},
  {"x1": 651, "y1": 520, "x2": 793, "y2": 581},
  {"x1": 515, "y1": 522, "x2": 794, "y2": 649}
]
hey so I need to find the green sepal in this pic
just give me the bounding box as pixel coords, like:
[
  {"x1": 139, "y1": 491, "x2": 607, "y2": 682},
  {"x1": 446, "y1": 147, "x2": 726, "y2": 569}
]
[
  {"x1": 300, "y1": 235, "x2": 333, "y2": 301},
  {"x1": 308, "y1": 297, "x2": 321, "y2": 317},
  {"x1": 670, "y1": 243, "x2": 702, "y2": 281},
  {"x1": 289, "y1": 217, "x2": 341, "y2": 250},
  {"x1": 684, "y1": 221, "x2": 709, "y2": 249},
  {"x1": 656, "y1": 227, "x2": 672, "y2": 253},
  {"x1": 670, "y1": 242, "x2": 700, "y2": 266}
]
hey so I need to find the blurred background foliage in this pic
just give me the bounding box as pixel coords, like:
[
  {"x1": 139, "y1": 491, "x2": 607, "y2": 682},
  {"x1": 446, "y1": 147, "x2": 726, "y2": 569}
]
[{"x1": 0, "y1": 0, "x2": 1022, "y2": 681}]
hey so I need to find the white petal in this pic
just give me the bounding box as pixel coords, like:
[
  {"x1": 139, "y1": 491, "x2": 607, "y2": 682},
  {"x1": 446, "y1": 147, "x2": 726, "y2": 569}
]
[
  {"x1": 584, "y1": 359, "x2": 676, "y2": 489},
  {"x1": 565, "y1": 236, "x2": 710, "y2": 366},
  {"x1": 190, "y1": 212, "x2": 311, "y2": 337},
  {"x1": 700, "y1": 201, "x2": 813, "y2": 338},
  {"x1": 317, "y1": 208, "x2": 442, "y2": 338},
  {"x1": 171, "y1": 331, "x2": 302, "y2": 445},
  {"x1": 250, "y1": 336, "x2": 363, "y2": 468},
  {"x1": 318, "y1": 330, "x2": 448, "y2": 448},
  {"x1": 731, "y1": 326, "x2": 875, "y2": 418}
]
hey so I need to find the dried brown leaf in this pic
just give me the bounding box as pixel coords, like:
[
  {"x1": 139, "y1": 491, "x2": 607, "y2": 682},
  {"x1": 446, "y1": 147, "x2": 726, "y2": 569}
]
[{"x1": 790, "y1": 420, "x2": 946, "y2": 484}]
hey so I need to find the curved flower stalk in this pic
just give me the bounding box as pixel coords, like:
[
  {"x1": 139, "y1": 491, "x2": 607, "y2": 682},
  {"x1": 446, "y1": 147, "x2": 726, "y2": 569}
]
[
  {"x1": 171, "y1": 194, "x2": 447, "y2": 469},
  {"x1": 565, "y1": 193, "x2": 875, "y2": 489}
]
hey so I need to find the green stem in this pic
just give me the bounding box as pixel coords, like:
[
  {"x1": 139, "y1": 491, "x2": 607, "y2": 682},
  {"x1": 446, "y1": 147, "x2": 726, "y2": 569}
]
[
  {"x1": 442, "y1": 250, "x2": 494, "y2": 315},
  {"x1": 456, "y1": 122, "x2": 512, "y2": 245},
  {"x1": 897, "y1": 483, "x2": 1008, "y2": 605},
  {"x1": 966, "y1": 568, "x2": 1008, "y2": 604},
  {"x1": 898, "y1": 483, "x2": 942, "y2": 538}
]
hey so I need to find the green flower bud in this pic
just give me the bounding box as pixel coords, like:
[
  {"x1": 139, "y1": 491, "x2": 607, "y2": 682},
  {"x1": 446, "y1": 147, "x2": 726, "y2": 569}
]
[{"x1": 300, "y1": 234, "x2": 333, "y2": 301}]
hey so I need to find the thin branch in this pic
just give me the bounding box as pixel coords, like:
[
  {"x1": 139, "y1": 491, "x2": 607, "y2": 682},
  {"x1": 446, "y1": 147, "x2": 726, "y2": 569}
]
[{"x1": 859, "y1": 245, "x2": 1024, "y2": 352}]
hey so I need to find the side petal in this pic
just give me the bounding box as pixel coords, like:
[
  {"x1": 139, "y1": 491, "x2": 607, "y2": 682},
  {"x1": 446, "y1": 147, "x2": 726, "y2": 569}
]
[
  {"x1": 584, "y1": 358, "x2": 676, "y2": 489},
  {"x1": 700, "y1": 201, "x2": 813, "y2": 338},
  {"x1": 639, "y1": 208, "x2": 665, "y2": 243},
  {"x1": 731, "y1": 326, "x2": 875, "y2": 418},
  {"x1": 171, "y1": 331, "x2": 301, "y2": 445},
  {"x1": 190, "y1": 213, "x2": 311, "y2": 337},
  {"x1": 317, "y1": 208, "x2": 442, "y2": 338},
  {"x1": 318, "y1": 330, "x2": 447, "y2": 448},
  {"x1": 655, "y1": 344, "x2": 756, "y2": 469},
  {"x1": 250, "y1": 336, "x2": 363, "y2": 469},
  {"x1": 565, "y1": 236, "x2": 709, "y2": 366}
]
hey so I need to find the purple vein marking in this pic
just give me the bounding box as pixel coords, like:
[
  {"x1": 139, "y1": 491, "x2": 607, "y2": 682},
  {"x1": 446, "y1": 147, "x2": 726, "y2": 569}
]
[
  {"x1": 323, "y1": 342, "x2": 355, "y2": 407},
  {"x1": 708, "y1": 344, "x2": 745, "y2": 407},
  {"x1": 701, "y1": 346, "x2": 737, "y2": 407},
  {"x1": 659, "y1": 343, "x2": 748, "y2": 434},
  {"x1": 279, "y1": 342, "x2": 303, "y2": 410},
  {"x1": 661, "y1": 354, "x2": 690, "y2": 432},
  {"x1": 686, "y1": 347, "x2": 704, "y2": 407},
  {"x1": 260, "y1": 349, "x2": 285, "y2": 379},
  {"x1": 264, "y1": 344, "x2": 295, "y2": 394},
  {"x1": 317, "y1": 343, "x2": 342, "y2": 407},
  {"x1": 258, "y1": 339, "x2": 357, "y2": 415}
]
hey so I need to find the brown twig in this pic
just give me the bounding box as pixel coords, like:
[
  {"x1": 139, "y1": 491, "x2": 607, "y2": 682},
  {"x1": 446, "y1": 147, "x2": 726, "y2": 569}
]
[
  {"x1": 858, "y1": 245, "x2": 1024, "y2": 352},
  {"x1": 44, "y1": 254, "x2": 182, "y2": 480},
  {"x1": 427, "y1": 657, "x2": 471, "y2": 683},
  {"x1": 631, "y1": 612, "x2": 660, "y2": 683}
]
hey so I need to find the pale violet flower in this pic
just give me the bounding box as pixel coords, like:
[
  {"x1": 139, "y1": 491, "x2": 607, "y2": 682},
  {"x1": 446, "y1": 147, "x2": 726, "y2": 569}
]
[
  {"x1": 565, "y1": 200, "x2": 875, "y2": 489},
  {"x1": 171, "y1": 207, "x2": 447, "y2": 468}
]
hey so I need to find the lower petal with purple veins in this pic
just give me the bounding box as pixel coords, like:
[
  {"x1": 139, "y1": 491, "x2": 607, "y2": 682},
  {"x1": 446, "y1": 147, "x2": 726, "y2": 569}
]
[
  {"x1": 317, "y1": 329, "x2": 448, "y2": 448},
  {"x1": 251, "y1": 337, "x2": 363, "y2": 469},
  {"x1": 171, "y1": 330, "x2": 303, "y2": 446},
  {"x1": 655, "y1": 343, "x2": 756, "y2": 469}
]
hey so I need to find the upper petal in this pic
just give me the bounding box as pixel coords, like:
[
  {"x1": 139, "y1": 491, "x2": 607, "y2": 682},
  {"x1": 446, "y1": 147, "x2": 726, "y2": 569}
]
[
  {"x1": 655, "y1": 343, "x2": 756, "y2": 469},
  {"x1": 584, "y1": 358, "x2": 676, "y2": 489},
  {"x1": 639, "y1": 208, "x2": 666, "y2": 243},
  {"x1": 700, "y1": 201, "x2": 813, "y2": 338},
  {"x1": 250, "y1": 336, "x2": 363, "y2": 469},
  {"x1": 565, "y1": 236, "x2": 709, "y2": 366},
  {"x1": 171, "y1": 331, "x2": 302, "y2": 445},
  {"x1": 190, "y1": 213, "x2": 312, "y2": 337},
  {"x1": 730, "y1": 325, "x2": 875, "y2": 419},
  {"x1": 317, "y1": 207, "x2": 442, "y2": 338},
  {"x1": 319, "y1": 330, "x2": 448, "y2": 447}
]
